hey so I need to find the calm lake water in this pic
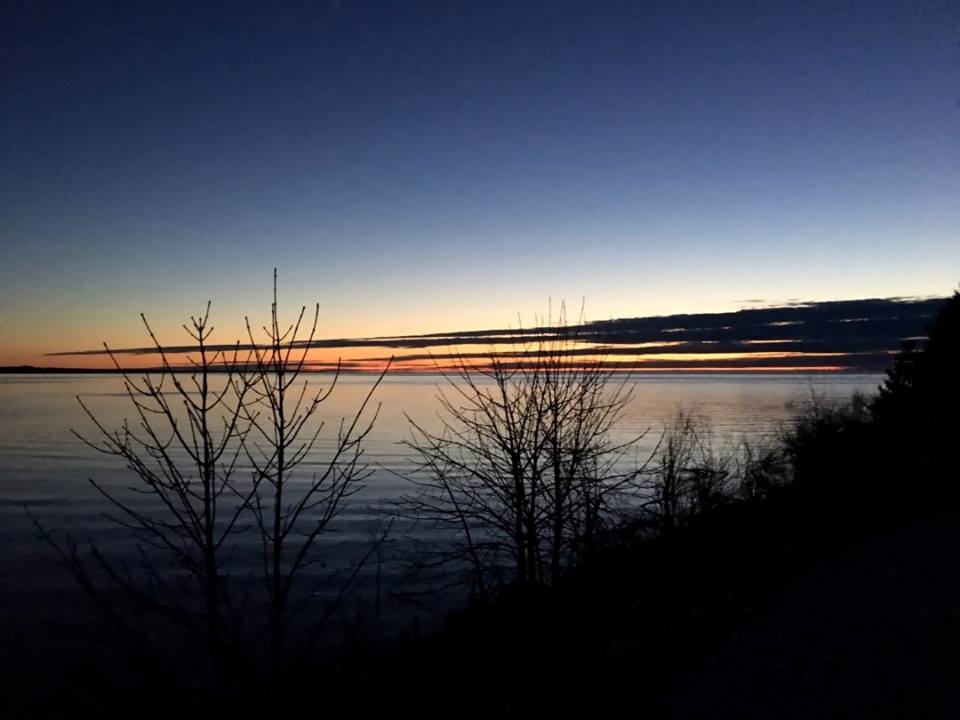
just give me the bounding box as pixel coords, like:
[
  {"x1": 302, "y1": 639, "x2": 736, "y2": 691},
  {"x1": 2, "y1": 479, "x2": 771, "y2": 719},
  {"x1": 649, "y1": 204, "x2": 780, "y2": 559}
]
[{"x1": 0, "y1": 372, "x2": 882, "y2": 630}]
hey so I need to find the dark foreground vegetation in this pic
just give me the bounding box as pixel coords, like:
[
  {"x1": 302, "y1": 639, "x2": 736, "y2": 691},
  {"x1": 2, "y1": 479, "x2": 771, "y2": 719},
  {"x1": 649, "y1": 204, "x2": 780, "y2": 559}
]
[
  {"x1": 308, "y1": 289, "x2": 960, "y2": 719},
  {"x1": 9, "y1": 289, "x2": 959, "y2": 719}
]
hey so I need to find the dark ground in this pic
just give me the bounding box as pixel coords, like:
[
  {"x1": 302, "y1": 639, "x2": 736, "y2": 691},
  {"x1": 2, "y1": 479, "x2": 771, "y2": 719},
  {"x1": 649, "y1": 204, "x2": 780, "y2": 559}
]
[
  {"x1": 294, "y1": 501, "x2": 960, "y2": 719},
  {"x1": 652, "y1": 510, "x2": 960, "y2": 719},
  {"x1": 4, "y1": 511, "x2": 960, "y2": 718}
]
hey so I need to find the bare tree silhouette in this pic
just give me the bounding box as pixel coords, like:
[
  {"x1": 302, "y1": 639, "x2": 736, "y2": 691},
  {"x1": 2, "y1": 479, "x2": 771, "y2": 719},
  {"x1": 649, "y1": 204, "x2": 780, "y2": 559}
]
[
  {"x1": 38, "y1": 304, "x2": 255, "y2": 700},
  {"x1": 646, "y1": 410, "x2": 733, "y2": 533},
  {"x1": 398, "y1": 307, "x2": 646, "y2": 598},
  {"x1": 36, "y1": 273, "x2": 392, "y2": 704},
  {"x1": 240, "y1": 270, "x2": 390, "y2": 677}
]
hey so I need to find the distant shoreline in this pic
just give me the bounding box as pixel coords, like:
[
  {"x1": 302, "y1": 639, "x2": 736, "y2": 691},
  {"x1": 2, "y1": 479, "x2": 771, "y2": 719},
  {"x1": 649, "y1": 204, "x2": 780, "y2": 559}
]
[{"x1": 0, "y1": 365, "x2": 884, "y2": 376}]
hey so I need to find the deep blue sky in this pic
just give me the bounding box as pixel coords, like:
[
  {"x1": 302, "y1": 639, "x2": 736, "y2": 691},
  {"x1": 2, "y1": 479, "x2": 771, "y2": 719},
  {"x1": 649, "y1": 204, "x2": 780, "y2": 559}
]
[{"x1": 2, "y1": 0, "x2": 958, "y2": 361}]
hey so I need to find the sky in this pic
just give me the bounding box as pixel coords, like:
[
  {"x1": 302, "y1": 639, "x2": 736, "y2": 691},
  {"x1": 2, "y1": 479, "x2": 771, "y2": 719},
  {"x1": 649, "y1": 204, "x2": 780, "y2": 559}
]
[
  {"x1": 45, "y1": 297, "x2": 948, "y2": 373},
  {"x1": 2, "y1": 0, "x2": 959, "y2": 367}
]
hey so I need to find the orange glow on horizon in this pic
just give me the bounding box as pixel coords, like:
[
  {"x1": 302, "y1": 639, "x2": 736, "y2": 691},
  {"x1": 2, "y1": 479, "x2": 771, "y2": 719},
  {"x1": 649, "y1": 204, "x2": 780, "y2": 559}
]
[{"x1": 3, "y1": 308, "x2": 905, "y2": 375}]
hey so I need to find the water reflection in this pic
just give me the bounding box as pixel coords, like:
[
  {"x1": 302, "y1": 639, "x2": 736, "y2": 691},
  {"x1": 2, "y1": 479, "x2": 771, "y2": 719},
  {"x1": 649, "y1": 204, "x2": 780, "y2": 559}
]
[{"x1": 0, "y1": 372, "x2": 881, "y2": 624}]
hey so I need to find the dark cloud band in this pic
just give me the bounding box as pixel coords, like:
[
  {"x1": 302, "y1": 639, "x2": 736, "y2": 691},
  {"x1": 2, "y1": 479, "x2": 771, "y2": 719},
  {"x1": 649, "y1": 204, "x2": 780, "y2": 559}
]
[{"x1": 48, "y1": 296, "x2": 945, "y2": 372}]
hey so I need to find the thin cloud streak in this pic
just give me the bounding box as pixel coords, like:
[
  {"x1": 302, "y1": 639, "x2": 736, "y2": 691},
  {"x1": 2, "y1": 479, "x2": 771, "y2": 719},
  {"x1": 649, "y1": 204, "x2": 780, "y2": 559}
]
[{"x1": 47, "y1": 297, "x2": 946, "y2": 372}]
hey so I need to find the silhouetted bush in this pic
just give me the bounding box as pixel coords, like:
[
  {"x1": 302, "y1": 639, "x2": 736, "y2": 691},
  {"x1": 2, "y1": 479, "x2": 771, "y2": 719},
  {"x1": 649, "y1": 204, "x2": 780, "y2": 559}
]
[
  {"x1": 779, "y1": 290, "x2": 960, "y2": 530},
  {"x1": 398, "y1": 309, "x2": 646, "y2": 597},
  {"x1": 871, "y1": 290, "x2": 960, "y2": 507},
  {"x1": 317, "y1": 294, "x2": 960, "y2": 718}
]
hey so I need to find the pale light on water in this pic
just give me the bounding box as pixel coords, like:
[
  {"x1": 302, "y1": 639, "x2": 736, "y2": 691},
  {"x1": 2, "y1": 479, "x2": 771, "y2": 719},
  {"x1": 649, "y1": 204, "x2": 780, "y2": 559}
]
[{"x1": 0, "y1": 372, "x2": 882, "y2": 621}]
